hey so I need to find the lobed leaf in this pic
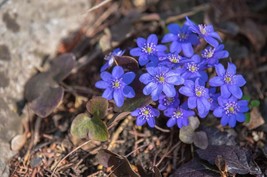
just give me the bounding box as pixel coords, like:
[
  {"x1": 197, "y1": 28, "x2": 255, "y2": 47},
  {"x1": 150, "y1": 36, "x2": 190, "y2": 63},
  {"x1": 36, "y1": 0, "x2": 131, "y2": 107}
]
[
  {"x1": 70, "y1": 113, "x2": 108, "y2": 142},
  {"x1": 114, "y1": 55, "x2": 139, "y2": 71},
  {"x1": 86, "y1": 96, "x2": 108, "y2": 118}
]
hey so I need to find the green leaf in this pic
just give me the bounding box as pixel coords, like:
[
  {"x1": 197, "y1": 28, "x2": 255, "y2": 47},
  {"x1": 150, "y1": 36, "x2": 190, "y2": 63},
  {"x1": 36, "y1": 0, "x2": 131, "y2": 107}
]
[
  {"x1": 86, "y1": 97, "x2": 108, "y2": 118},
  {"x1": 70, "y1": 113, "x2": 108, "y2": 141},
  {"x1": 115, "y1": 94, "x2": 152, "y2": 112},
  {"x1": 250, "y1": 100, "x2": 260, "y2": 108},
  {"x1": 242, "y1": 95, "x2": 251, "y2": 101},
  {"x1": 245, "y1": 113, "x2": 251, "y2": 123}
]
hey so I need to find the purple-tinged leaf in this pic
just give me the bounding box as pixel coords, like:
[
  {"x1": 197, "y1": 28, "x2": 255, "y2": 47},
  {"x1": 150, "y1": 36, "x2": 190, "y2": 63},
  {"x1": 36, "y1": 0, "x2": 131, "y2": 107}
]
[
  {"x1": 96, "y1": 149, "x2": 140, "y2": 177},
  {"x1": 86, "y1": 96, "x2": 108, "y2": 118},
  {"x1": 197, "y1": 145, "x2": 262, "y2": 175},
  {"x1": 114, "y1": 55, "x2": 139, "y2": 71},
  {"x1": 193, "y1": 131, "x2": 208, "y2": 149}
]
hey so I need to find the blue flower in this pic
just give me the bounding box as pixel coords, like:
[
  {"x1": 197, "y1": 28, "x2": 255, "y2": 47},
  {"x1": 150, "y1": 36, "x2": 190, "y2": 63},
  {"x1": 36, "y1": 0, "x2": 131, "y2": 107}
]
[
  {"x1": 213, "y1": 96, "x2": 249, "y2": 127},
  {"x1": 186, "y1": 16, "x2": 221, "y2": 47},
  {"x1": 158, "y1": 52, "x2": 190, "y2": 69},
  {"x1": 130, "y1": 34, "x2": 167, "y2": 66},
  {"x1": 139, "y1": 66, "x2": 184, "y2": 101},
  {"x1": 131, "y1": 105, "x2": 160, "y2": 127},
  {"x1": 181, "y1": 54, "x2": 204, "y2": 79},
  {"x1": 209, "y1": 63, "x2": 246, "y2": 99},
  {"x1": 95, "y1": 66, "x2": 135, "y2": 107},
  {"x1": 208, "y1": 87, "x2": 220, "y2": 111},
  {"x1": 164, "y1": 105, "x2": 195, "y2": 128},
  {"x1": 179, "y1": 78, "x2": 211, "y2": 118},
  {"x1": 100, "y1": 48, "x2": 125, "y2": 72},
  {"x1": 162, "y1": 24, "x2": 198, "y2": 57},
  {"x1": 158, "y1": 93, "x2": 180, "y2": 111},
  {"x1": 201, "y1": 44, "x2": 229, "y2": 66}
]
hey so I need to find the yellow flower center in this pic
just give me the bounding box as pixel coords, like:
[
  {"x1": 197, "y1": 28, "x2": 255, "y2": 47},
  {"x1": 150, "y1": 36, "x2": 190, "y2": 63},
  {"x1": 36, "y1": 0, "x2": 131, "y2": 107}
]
[{"x1": 146, "y1": 47, "x2": 152, "y2": 53}]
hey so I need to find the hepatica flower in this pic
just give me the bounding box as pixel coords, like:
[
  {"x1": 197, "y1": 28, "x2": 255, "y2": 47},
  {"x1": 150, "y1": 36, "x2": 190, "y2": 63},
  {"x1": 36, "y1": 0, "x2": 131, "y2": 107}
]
[
  {"x1": 100, "y1": 48, "x2": 125, "y2": 72},
  {"x1": 159, "y1": 52, "x2": 189, "y2": 69},
  {"x1": 179, "y1": 78, "x2": 211, "y2": 118},
  {"x1": 164, "y1": 107, "x2": 195, "y2": 128},
  {"x1": 139, "y1": 66, "x2": 184, "y2": 101},
  {"x1": 131, "y1": 105, "x2": 160, "y2": 127},
  {"x1": 158, "y1": 93, "x2": 180, "y2": 111},
  {"x1": 95, "y1": 66, "x2": 135, "y2": 107},
  {"x1": 162, "y1": 24, "x2": 198, "y2": 57},
  {"x1": 213, "y1": 96, "x2": 249, "y2": 127},
  {"x1": 130, "y1": 34, "x2": 167, "y2": 66},
  {"x1": 201, "y1": 44, "x2": 229, "y2": 66},
  {"x1": 186, "y1": 16, "x2": 221, "y2": 47},
  {"x1": 209, "y1": 63, "x2": 246, "y2": 99},
  {"x1": 182, "y1": 54, "x2": 204, "y2": 79}
]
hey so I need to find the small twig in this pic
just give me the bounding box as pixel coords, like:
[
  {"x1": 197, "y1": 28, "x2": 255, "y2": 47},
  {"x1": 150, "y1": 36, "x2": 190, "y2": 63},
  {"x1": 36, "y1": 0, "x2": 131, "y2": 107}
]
[
  {"x1": 84, "y1": 0, "x2": 112, "y2": 14},
  {"x1": 156, "y1": 141, "x2": 181, "y2": 167},
  {"x1": 108, "y1": 116, "x2": 131, "y2": 150},
  {"x1": 125, "y1": 143, "x2": 148, "y2": 158},
  {"x1": 155, "y1": 125, "x2": 170, "y2": 133},
  {"x1": 51, "y1": 140, "x2": 91, "y2": 176}
]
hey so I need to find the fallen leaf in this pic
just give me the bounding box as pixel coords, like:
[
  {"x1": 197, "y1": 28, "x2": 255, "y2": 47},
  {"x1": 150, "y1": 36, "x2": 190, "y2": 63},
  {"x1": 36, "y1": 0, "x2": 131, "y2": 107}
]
[
  {"x1": 97, "y1": 149, "x2": 140, "y2": 177},
  {"x1": 171, "y1": 159, "x2": 220, "y2": 177},
  {"x1": 11, "y1": 134, "x2": 27, "y2": 151},
  {"x1": 197, "y1": 145, "x2": 262, "y2": 175},
  {"x1": 193, "y1": 131, "x2": 208, "y2": 149},
  {"x1": 245, "y1": 107, "x2": 265, "y2": 130}
]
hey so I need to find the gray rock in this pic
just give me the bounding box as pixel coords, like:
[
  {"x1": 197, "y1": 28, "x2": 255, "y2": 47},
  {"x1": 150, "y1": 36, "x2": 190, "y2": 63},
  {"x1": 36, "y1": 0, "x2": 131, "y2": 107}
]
[{"x1": 0, "y1": 0, "x2": 91, "y2": 175}]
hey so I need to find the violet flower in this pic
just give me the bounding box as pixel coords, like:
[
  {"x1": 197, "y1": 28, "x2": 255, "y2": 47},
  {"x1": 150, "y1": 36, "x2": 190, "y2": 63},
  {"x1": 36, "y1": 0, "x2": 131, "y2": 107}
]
[{"x1": 131, "y1": 105, "x2": 160, "y2": 127}]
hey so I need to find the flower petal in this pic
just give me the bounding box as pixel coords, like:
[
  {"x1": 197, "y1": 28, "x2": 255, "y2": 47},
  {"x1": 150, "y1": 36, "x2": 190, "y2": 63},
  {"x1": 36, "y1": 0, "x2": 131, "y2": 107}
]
[
  {"x1": 131, "y1": 109, "x2": 139, "y2": 116},
  {"x1": 139, "y1": 55, "x2": 149, "y2": 66},
  {"x1": 130, "y1": 48, "x2": 142, "y2": 56},
  {"x1": 179, "y1": 86, "x2": 193, "y2": 96},
  {"x1": 197, "y1": 99, "x2": 205, "y2": 115},
  {"x1": 204, "y1": 36, "x2": 219, "y2": 47},
  {"x1": 136, "y1": 37, "x2": 146, "y2": 48},
  {"x1": 95, "y1": 81, "x2": 109, "y2": 89},
  {"x1": 123, "y1": 85, "x2": 135, "y2": 98},
  {"x1": 213, "y1": 107, "x2": 223, "y2": 117},
  {"x1": 136, "y1": 117, "x2": 146, "y2": 126},
  {"x1": 221, "y1": 115, "x2": 229, "y2": 126},
  {"x1": 168, "y1": 23, "x2": 180, "y2": 34},
  {"x1": 228, "y1": 85, "x2": 242, "y2": 99},
  {"x1": 100, "y1": 71, "x2": 112, "y2": 81},
  {"x1": 143, "y1": 82, "x2": 157, "y2": 95},
  {"x1": 229, "y1": 115, "x2": 237, "y2": 127},
  {"x1": 156, "y1": 45, "x2": 167, "y2": 52},
  {"x1": 188, "y1": 96, "x2": 197, "y2": 109},
  {"x1": 209, "y1": 76, "x2": 224, "y2": 87},
  {"x1": 234, "y1": 75, "x2": 246, "y2": 87},
  {"x1": 147, "y1": 117, "x2": 156, "y2": 127},
  {"x1": 122, "y1": 72, "x2": 135, "y2": 84},
  {"x1": 221, "y1": 85, "x2": 231, "y2": 98},
  {"x1": 181, "y1": 43, "x2": 194, "y2": 57},
  {"x1": 166, "y1": 76, "x2": 184, "y2": 85},
  {"x1": 215, "y1": 64, "x2": 225, "y2": 77},
  {"x1": 139, "y1": 73, "x2": 153, "y2": 84},
  {"x1": 209, "y1": 32, "x2": 222, "y2": 41},
  {"x1": 227, "y1": 63, "x2": 236, "y2": 75},
  {"x1": 112, "y1": 66, "x2": 124, "y2": 78},
  {"x1": 113, "y1": 90, "x2": 124, "y2": 107},
  {"x1": 163, "y1": 84, "x2": 176, "y2": 97},
  {"x1": 151, "y1": 85, "x2": 163, "y2": 101},
  {"x1": 167, "y1": 118, "x2": 176, "y2": 127},
  {"x1": 236, "y1": 113, "x2": 245, "y2": 122},
  {"x1": 170, "y1": 41, "x2": 182, "y2": 53},
  {"x1": 147, "y1": 34, "x2": 158, "y2": 44},
  {"x1": 162, "y1": 33, "x2": 176, "y2": 43},
  {"x1": 102, "y1": 88, "x2": 113, "y2": 100}
]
